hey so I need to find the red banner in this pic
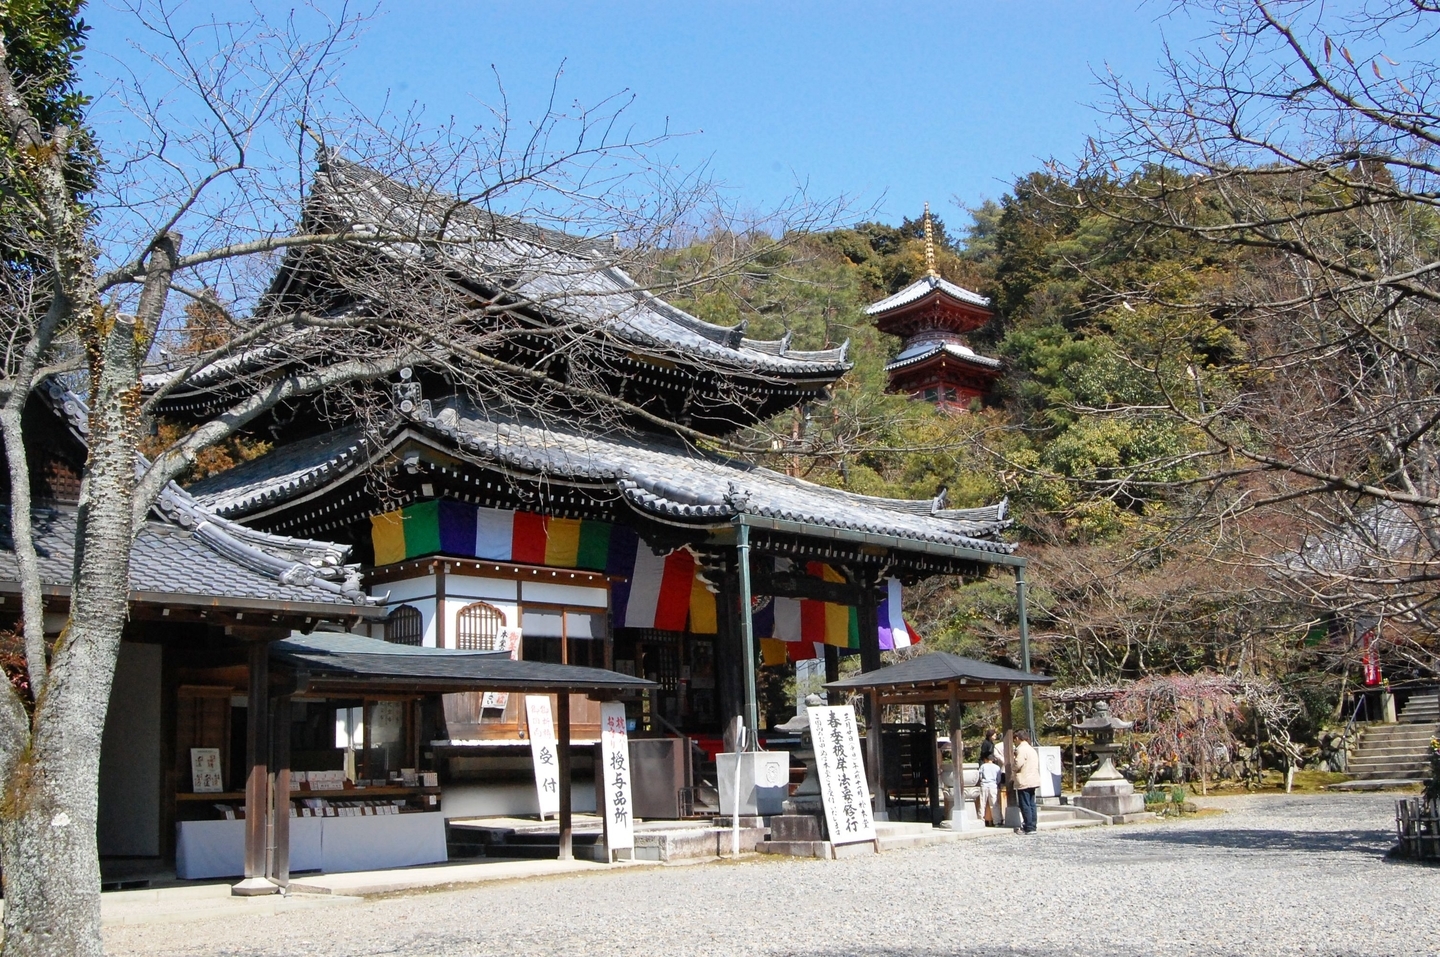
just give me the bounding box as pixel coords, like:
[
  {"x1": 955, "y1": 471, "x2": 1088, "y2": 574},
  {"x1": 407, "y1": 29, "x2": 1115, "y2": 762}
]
[{"x1": 1361, "y1": 629, "x2": 1381, "y2": 686}]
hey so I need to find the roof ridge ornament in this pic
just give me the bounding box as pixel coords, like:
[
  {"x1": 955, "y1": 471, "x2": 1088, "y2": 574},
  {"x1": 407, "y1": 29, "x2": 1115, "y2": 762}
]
[{"x1": 923, "y1": 202, "x2": 937, "y2": 279}]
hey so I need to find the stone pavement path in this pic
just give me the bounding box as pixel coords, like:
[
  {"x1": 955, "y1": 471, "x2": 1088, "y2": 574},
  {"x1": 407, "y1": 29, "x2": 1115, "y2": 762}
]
[{"x1": 106, "y1": 793, "x2": 1438, "y2": 957}]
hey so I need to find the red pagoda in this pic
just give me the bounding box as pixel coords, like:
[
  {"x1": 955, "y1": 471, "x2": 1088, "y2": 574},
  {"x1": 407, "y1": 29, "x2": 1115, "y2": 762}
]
[{"x1": 865, "y1": 205, "x2": 1002, "y2": 411}]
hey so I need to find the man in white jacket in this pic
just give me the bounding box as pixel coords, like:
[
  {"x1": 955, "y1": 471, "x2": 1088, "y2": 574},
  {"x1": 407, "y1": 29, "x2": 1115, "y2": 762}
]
[{"x1": 1011, "y1": 730, "x2": 1041, "y2": 835}]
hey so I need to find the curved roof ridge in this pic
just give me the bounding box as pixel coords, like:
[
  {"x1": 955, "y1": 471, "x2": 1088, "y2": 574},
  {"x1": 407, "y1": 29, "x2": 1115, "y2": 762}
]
[
  {"x1": 35, "y1": 383, "x2": 369, "y2": 604},
  {"x1": 865, "y1": 274, "x2": 991, "y2": 315}
]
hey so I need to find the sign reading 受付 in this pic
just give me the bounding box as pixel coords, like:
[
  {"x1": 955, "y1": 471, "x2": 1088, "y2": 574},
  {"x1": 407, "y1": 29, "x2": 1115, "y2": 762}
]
[
  {"x1": 524, "y1": 695, "x2": 560, "y2": 819},
  {"x1": 807, "y1": 705, "x2": 875, "y2": 845},
  {"x1": 599, "y1": 701, "x2": 634, "y2": 854}
]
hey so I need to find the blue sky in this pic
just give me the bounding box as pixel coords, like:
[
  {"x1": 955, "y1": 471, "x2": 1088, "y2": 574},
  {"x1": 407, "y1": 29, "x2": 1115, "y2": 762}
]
[{"x1": 81, "y1": 1, "x2": 1205, "y2": 230}]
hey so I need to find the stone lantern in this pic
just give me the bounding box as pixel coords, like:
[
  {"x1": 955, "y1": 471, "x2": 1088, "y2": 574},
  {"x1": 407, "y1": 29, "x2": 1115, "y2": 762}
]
[{"x1": 1072, "y1": 700, "x2": 1147, "y2": 821}]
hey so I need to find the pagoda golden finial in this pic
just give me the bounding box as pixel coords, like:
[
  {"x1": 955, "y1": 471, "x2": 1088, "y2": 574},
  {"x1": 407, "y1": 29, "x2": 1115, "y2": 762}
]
[{"x1": 923, "y1": 202, "x2": 937, "y2": 278}]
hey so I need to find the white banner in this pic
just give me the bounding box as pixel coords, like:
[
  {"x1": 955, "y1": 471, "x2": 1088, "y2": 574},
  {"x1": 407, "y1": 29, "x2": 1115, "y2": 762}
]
[
  {"x1": 599, "y1": 701, "x2": 634, "y2": 853},
  {"x1": 807, "y1": 705, "x2": 875, "y2": 844},
  {"x1": 524, "y1": 695, "x2": 560, "y2": 819},
  {"x1": 482, "y1": 629, "x2": 524, "y2": 713}
]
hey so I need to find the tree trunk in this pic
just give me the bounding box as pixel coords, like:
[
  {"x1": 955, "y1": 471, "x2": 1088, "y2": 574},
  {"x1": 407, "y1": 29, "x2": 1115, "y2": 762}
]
[{"x1": 1, "y1": 289, "x2": 147, "y2": 954}]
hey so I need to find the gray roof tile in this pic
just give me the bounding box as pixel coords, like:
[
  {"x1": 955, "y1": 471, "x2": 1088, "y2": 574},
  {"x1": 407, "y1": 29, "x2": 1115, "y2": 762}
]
[
  {"x1": 865, "y1": 275, "x2": 991, "y2": 315},
  {"x1": 307, "y1": 158, "x2": 852, "y2": 378},
  {"x1": 825, "y1": 651, "x2": 1053, "y2": 690},
  {"x1": 190, "y1": 399, "x2": 1016, "y2": 557},
  {"x1": 0, "y1": 507, "x2": 368, "y2": 608}
]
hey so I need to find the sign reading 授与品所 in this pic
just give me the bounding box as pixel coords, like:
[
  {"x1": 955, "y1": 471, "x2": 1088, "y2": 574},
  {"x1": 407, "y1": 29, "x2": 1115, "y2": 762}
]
[
  {"x1": 807, "y1": 705, "x2": 875, "y2": 845},
  {"x1": 524, "y1": 695, "x2": 560, "y2": 819},
  {"x1": 599, "y1": 701, "x2": 634, "y2": 856}
]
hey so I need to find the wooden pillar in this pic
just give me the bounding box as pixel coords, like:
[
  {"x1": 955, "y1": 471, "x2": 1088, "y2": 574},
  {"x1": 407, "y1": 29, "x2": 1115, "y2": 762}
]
[
  {"x1": 866, "y1": 688, "x2": 887, "y2": 820},
  {"x1": 271, "y1": 694, "x2": 292, "y2": 888},
  {"x1": 823, "y1": 646, "x2": 840, "y2": 703},
  {"x1": 857, "y1": 573, "x2": 881, "y2": 674},
  {"x1": 948, "y1": 682, "x2": 962, "y2": 825},
  {"x1": 1000, "y1": 683, "x2": 1015, "y2": 815},
  {"x1": 556, "y1": 691, "x2": 573, "y2": 861},
  {"x1": 925, "y1": 703, "x2": 941, "y2": 826},
  {"x1": 1015, "y1": 566, "x2": 1036, "y2": 740},
  {"x1": 235, "y1": 641, "x2": 274, "y2": 895},
  {"x1": 735, "y1": 524, "x2": 760, "y2": 739},
  {"x1": 435, "y1": 562, "x2": 447, "y2": 649},
  {"x1": 714, "y1": 566, "x2": 745, "y2": 730}
]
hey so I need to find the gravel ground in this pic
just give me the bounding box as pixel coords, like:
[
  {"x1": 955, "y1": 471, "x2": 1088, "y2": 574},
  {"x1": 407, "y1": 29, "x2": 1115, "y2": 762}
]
[{"x1": 107, "y1": 792, "x2": 1438, "y2": 957}]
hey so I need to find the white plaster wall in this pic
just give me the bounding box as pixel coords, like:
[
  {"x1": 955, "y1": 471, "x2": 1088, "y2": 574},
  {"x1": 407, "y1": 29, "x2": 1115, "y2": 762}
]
[
  {"x1": 520, "y1": 581, "x2": 608, "y2": 608},
  {"x1": 98, "y1": 642, "x2": 162, "y2": 857},
  {"x1": 444, "y1": 575, "x2": 519, "y2": 602},
  {"x1": 373, "y1": 573, "x2": 439, "y2": 604}
]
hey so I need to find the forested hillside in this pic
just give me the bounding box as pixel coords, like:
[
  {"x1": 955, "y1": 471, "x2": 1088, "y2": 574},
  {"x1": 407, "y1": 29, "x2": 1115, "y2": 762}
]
[{"x1": 659, "y1": 157, "x2": 1438, "y2": 752}]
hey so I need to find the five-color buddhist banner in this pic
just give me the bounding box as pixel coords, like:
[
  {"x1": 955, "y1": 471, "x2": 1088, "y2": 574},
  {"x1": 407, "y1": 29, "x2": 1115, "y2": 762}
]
[{"x1": 371, "y1": 501, "x2": 917, "y2": 653}]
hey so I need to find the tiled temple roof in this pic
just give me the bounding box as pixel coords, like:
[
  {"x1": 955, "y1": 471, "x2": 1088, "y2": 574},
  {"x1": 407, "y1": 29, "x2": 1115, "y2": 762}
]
[
  {"x1": 864, "y1": 275, "x2": 991, "y2": 315},
  {"x1": 189, "y1": 398, "x2": 1016, "y2": 557},
  {"x1": 299, "y1": 157, "x2": 853, "y2": 378},
  {"x1": 885, "y1": 340, "x2": 1004, "y2": 373},
  {"x1": 0, "y1": 386, "x2": 373, "y2": 611},
  {"x1": 0, "y1": 504, "x2": 369, "y2": 609}
]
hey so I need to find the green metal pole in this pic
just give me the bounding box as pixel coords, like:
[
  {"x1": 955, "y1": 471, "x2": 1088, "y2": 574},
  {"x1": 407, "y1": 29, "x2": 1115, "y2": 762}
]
[
  {"x1": 1016, "y1": 564, "x2": 1036, "y2": 741},
  {"x1": 736, "y1": 521, "x2": 760, "y2": 748}
]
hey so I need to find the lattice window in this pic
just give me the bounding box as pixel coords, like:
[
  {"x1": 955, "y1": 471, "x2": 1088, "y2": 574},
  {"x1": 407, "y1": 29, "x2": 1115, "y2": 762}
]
[
  {"x1": 385, "y1": 605, "x2": 423, "y2": 646},
  {"x1": 456, "y1": 601, "x2": 506, "y2": 651}
]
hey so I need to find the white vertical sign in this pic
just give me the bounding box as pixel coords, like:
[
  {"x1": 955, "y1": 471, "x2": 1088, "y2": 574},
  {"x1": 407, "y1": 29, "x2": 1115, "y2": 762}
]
[
  {"x1": 807, "y1": 705, "x2": 876, "y2": 844},
  {"x1": 524, "y1": 695, "x2": 560, "y2": 819},
  {"x1": 482, "y1": 630, "x2": 523, "y2": 711},
  {"x1": 599, "y1": 701, "x2": 634, "y2": 854}
]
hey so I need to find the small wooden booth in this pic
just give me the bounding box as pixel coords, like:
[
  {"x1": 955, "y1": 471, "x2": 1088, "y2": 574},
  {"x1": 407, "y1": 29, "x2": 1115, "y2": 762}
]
[
  {"x1": 223, "y1": 632, "x2": 652, "y2": 894},
  {"x1": 824, "y1": 652, "x2": 1055, "y2": 824}
]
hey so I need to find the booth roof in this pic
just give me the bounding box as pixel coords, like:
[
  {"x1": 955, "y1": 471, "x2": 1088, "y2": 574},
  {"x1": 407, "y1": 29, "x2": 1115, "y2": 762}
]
[
  {"x1": 824, "y1": 651, "x2": 1054, "y2": 691},
  {"x1": 273, "y1": 632, "x2": 656, "y2": 693}
]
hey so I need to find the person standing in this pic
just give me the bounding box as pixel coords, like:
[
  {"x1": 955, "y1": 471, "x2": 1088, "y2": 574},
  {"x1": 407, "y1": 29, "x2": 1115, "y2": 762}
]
[
  {"x1": 1011, "y1": 730, "x2": 1041, "y2": 835},
  {"x1": 979, "y1": 729, "x2": 996, "y2": 764},
  {"x1": 976, "y1": 754, "x2": 1002, "y2": 826}
]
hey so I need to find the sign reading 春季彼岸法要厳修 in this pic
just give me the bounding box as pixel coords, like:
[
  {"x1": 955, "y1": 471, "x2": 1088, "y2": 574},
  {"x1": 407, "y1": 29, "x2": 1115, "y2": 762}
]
[
  {"x1": 524, "y1": 695, "x2": 560, "y2": 819},
  {"x1": 807, "y1": 705, "x2": 875, "y2": 845},
  {"x1": 599, "y1": 701, "x2": 634, "y2": 855}
]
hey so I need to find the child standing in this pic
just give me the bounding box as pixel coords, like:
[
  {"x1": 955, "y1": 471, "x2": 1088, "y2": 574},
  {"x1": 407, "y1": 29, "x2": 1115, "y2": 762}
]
[{"x1": 976, "y1": 754, "x2": 1002, "y2": 826}]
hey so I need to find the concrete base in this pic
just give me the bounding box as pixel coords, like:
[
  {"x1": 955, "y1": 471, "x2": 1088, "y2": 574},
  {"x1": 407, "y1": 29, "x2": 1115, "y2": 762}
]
[
  {"x1": 756, "y1": 838, "x2": 878, "y2": 859},
  {"x1": 1073, "y1": 778, "x2": 1146, "y2": 818},
  {"x1": 946, "y1": 801, "x2": 981, "y2": 831},
  {"x1": 756, "y1": 840, "x2": 831, "y2": 858},
  {"x1": 230, "y1": 877, "x2": 280, "y2": 897},
  {"x1": 769, "y1": 813, "x2": 823, "y2": 842},
  {"x1": 632, "y1": 826, "x2": 766, "y2": 861}
]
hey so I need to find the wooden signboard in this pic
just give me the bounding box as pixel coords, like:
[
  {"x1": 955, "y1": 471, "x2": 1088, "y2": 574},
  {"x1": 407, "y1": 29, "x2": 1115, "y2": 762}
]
[
  {"x1": 599, "y1": 701, "x2": 634, "y2": 855},
  {"x1": 807, "y1": 705, "x2": 875, "y2": 845},
  {"x1": 524, "y1": 695, "x2": 561, "y2": 819}
]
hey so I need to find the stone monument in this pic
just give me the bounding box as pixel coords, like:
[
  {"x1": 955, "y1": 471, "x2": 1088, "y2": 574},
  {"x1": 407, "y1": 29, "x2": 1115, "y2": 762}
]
[
  {"x1": 1072, "y1": 700, "x2": 1147, "y2": 821},
  {"x1": 767, "y1": 695, "x2": 827, "y2": 844}
]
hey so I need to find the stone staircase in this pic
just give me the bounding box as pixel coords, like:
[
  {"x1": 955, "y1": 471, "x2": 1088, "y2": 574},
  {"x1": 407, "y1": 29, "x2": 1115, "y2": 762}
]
[{"x1": 1344, "y1": 691, "x2": 1439, "y2": 784}]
